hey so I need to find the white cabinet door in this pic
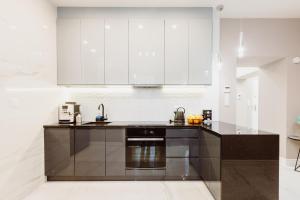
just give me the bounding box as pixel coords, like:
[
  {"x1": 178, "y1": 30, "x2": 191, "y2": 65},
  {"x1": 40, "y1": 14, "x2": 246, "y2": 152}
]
[
  {"x1": 129, "y1": 19, "x2": 164, "y2": 85},
  {"x1": 81, "y1": 19, "x2": 105, "y2": 84},
  {"x1": 105, "y1": 19, "x2": 129, "y2": 84},
  {"x1": 165, "y1": 20, "x2": 189, "y2": 85},
  {"x1": 57, "y1": 19, "x2": 81, "y2": 84},
  {"x1": 189, "y1": 19, "x2": 212, "y2": 85}
]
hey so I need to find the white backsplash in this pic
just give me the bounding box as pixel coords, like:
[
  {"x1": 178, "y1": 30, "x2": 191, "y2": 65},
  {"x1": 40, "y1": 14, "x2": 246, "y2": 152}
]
[{"x1": 68, "y1": 86, "x2": 219, "y2": 122}]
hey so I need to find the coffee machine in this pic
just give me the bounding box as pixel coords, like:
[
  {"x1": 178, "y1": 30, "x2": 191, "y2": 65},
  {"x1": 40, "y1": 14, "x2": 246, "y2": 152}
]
[{"x1": 58, "y1": 102, "x2": 80, "y2": 124}]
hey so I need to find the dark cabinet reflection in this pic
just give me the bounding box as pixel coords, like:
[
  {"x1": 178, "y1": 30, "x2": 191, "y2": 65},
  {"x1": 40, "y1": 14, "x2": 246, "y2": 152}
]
[
  {"x1": 44, "y1": 128, "x2": 74, "y2": 176},
  {"x1": 199, "y1": 130, "x2": 221, "y2": 200},
  {"x1": 75, "y1": 128, "x2": 105, "y2": 176}
]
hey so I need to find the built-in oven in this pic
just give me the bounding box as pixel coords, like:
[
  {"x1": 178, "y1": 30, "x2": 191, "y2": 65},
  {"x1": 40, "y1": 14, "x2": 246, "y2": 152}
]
[{"x1": 126, "y1": 128, "x2": 166, "y2": 175}]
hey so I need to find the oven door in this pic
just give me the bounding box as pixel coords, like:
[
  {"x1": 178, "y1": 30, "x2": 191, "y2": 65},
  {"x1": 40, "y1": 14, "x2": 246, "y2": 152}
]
[{"x1": 126, "y1": 137, "x2": 166, "y2": 169}]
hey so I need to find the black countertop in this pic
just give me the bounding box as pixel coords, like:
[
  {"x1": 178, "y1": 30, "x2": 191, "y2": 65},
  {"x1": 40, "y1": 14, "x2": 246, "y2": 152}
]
[{"x1": 44, "y1": 121, "x2": 278, "y2": 136}]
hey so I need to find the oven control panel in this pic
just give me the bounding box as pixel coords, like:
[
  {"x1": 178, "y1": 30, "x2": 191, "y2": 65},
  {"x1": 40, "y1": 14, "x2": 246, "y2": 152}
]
[{"x1": 126, "y1": 128, "x2": 166, "y2": 137}]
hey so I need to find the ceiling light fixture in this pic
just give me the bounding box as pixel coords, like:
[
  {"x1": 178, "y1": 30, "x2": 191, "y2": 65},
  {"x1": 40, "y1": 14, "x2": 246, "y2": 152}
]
[
  {"x1": 217, "y1": 53, "x2": 223, "y2": 70},
  {"x1": 238, "y1": 31, "x2": 244, "y2": 58},
  {"x1": 237, "y1": 18, "x2": 245, "y2": 58}
]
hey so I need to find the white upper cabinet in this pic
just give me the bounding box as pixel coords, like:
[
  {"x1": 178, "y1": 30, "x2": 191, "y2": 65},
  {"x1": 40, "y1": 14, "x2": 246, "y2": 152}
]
[
  {"x1": 129, "y1": 19, "x2": 165, "y2": 85},
  {"x1": 105, "y1": 19, "x2": 129, "y2": 84},
  {"x1": 81, "y1": 19, "x2": 105, "y2": 84},
  {"x1": 57, "y1": 8, "x2": 213, "y2": 86},
  {"x1": 188, "y1": 19, "x2": 212, "y2": 85},
  {"x1": 165, "y1": 20, "x2": 189, "y2": 85},
  {"x1": 57, "y1": 19, "x2": 81, "y2": 85}
]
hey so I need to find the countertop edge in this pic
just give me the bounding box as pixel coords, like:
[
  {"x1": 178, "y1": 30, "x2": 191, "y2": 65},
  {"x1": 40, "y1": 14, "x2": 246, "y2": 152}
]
[{"x1": 43, "y1": 121, "x2": 279, "y2": 136}]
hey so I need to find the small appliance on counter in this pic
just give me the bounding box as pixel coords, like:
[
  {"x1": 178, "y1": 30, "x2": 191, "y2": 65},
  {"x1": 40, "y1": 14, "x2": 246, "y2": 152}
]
[
  {"x1": 58, "y1": 102, "x2": 80, "y2": 124},
  {"x1": 203, "y1": 110, "x2": 212, "y2": 125},
  {"x1": 170, "y1": 107, "x2": 186, "y2": 125}
]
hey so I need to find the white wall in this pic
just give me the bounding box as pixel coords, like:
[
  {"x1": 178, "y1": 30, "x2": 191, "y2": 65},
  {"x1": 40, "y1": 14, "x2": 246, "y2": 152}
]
[
  {"x1": 259, "y1": 57, "x2": 300, "y2": 159},
  {"x1": 258, "y1": 60, "x2": 287, "y2": 157},
  {"x1": 286, "y1": 58, "x2": 300, "y2": 160},
  {"x1": 219, "y1": 19, "x2": 240, "y2": 124},
  {"x1": 0, "y1": 1, "x2": 62, "y2": 199}
]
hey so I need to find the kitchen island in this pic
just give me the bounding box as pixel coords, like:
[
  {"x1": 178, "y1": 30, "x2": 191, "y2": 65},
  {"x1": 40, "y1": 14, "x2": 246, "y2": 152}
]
[{"x1": 43, "y1": 121, "x2": 279, "y2": 200}]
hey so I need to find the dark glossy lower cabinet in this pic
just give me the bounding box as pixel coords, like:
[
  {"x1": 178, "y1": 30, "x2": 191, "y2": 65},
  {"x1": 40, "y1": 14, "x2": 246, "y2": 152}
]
[
  {"x1": 166, "y1": 128, "x2": 200, "y2": 179},
  {"x1": 75, "y1": 128, "x2": 106, "y2": 176},
  {"x1": 221, "y1": 135, "x2": 279, "y2": 200},
  {"x1": 199, "y1": 130, "x2": 279, "y2": 200},
  {"x1": 166, "y1": 158, "x2": 199, "y2": 178},
  {"x1": 166, "y1": 138, "x2": 199, "y2": 158},
  {"x1": 106, "y1": 128, "x2": 126, "y2": 176},
  {"x1": 44, "y1": 128, "x2": 74, "y2": 176},
  {"x1": 199, "y1": 130, "x2": 221, "y2": 200}
]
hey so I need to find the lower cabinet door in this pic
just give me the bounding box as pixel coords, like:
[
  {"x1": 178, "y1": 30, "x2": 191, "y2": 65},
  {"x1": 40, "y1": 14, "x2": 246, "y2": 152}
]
[
  {"x1": 75, "y1": 128, "x2": 105, "y2": 176},
  {"x1": 166, "y1": 158, "x2": 199, "y2": 177},
  {"x1": 44, "y1": 128, "x2": 74, "y2": 176},
  {"x1": 105, "y1": 129, "x2": 126, "y2": 176},
  {"x1": 166, "y1": 138, "x2": 199, "y2": 158}
]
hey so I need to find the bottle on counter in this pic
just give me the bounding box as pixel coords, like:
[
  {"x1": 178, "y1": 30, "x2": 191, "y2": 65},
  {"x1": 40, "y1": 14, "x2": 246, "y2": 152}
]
[{"x1": 76, "y1": 113, "x2": 82, "y2": 124}]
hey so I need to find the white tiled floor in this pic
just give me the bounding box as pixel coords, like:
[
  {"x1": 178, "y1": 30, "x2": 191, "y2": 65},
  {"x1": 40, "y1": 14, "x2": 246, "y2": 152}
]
[
  {"x1": 279, "y1": 164, "x2": 300, "y2": 200},
  {"x1": 23, "y1": 164, "x2": 300, "y2": 200},
  {"x1": 23, "y1": 181, "x2": 214, "y2": 200}
]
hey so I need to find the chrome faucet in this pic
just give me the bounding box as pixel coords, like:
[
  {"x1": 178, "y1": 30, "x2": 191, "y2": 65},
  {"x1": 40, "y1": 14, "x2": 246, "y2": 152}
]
[
  {"x1": 98, "y1": 103, "x2": 105, "y2": 117},
  {"x1": 96, "y1": 103, "x2": 107, "y2": 121}
]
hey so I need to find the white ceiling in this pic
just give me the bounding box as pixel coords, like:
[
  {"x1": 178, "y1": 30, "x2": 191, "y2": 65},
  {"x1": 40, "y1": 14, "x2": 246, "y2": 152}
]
[{"x1": 49, "y1": 0, "x2": 300, "y2": 18}]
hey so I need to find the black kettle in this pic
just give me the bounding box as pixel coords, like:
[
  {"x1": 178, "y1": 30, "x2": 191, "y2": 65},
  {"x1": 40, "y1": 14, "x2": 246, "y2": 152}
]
[{"x1": 173, "y1": 107, "x2": 186, "y2": 124}]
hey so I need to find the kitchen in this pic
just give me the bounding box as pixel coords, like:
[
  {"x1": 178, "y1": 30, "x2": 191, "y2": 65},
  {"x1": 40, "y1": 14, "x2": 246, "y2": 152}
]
[{"x1": 1, "y1": 1, "x2": 300, "y2": 200}]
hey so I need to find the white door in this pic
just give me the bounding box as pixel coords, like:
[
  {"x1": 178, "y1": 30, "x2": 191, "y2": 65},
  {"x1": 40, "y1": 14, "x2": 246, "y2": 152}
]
[
  {"x1": 189, "y1": 19, "x2": 212, "y2": 85},
  {"x1": 105, "y1": 19, "x2": 129, "y2": 84},
  {"x1": 57, "y1": 19, "x2": 81, "y2": 84},
  {"x1": 81, "y1": 19, "x2": 105, "y2": 84},
  {"x1": 165, "y1": 20, "x2": 189, "y2": 85},
  {"x1": 129, "y1": 19, "x2": 164, "y2": 85}
]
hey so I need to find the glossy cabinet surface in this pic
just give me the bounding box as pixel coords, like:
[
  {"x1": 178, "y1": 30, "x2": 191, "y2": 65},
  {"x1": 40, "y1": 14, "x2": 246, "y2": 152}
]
[
  {"x1": 199, "y1": 130, "x2": 221, "y2": 200},
  {"x1": 75, "y1": 128, "x2": 106, "y2": 176},
  {"x1": 166, "y1": 138, "x2": 199, "y2": 158},
  {"x1": 166, "y1": 128, "x2": 200, "y2": 178},
  {"x1": 81, "y1": 19, "x2": 105, "y2": 84},
  {"x1": 166, "y1": 158, "x2": 199, "y2": 177},
  {"x1": 221, "y1": 135, "x2": 279, "y2": 200},
  {"x1": 129, "y1": 19, "x2": 165, "y2": 85},
  {"x1": 105, "y1": 19, "x2": 129, "y2": 84},
  {"x1": 166, "y1": 129, "x2": 199, "y2": 138},
  {"x1": 44, "y1": 128, "x2": 74, "y2": 176},
  {"x1": 57, "y1": 15, "x2": 213, "y2": 86},
  {"x1": 105, "y1": 128, "x2": 126, "y2": 176},
  {"x1": 57, "y1": 19, "x2": 81, "y2": 84},
  {"x1": 165, "y1": 20, "x2": 189, "y2": 84},
  {"x1": 189, "y1": 19, "x2": 212, "y2": 85}
]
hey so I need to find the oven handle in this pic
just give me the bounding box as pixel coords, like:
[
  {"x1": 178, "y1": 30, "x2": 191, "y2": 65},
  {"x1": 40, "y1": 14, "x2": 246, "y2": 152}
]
[{"x1": 127, "y1": 138, "x2": 164, "y2": 141}]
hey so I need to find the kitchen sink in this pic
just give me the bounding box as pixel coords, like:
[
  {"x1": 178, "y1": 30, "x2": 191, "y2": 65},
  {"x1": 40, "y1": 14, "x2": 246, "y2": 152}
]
[{"x1": 83, "y1": 121, "x2": 112, "y2": 125}]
